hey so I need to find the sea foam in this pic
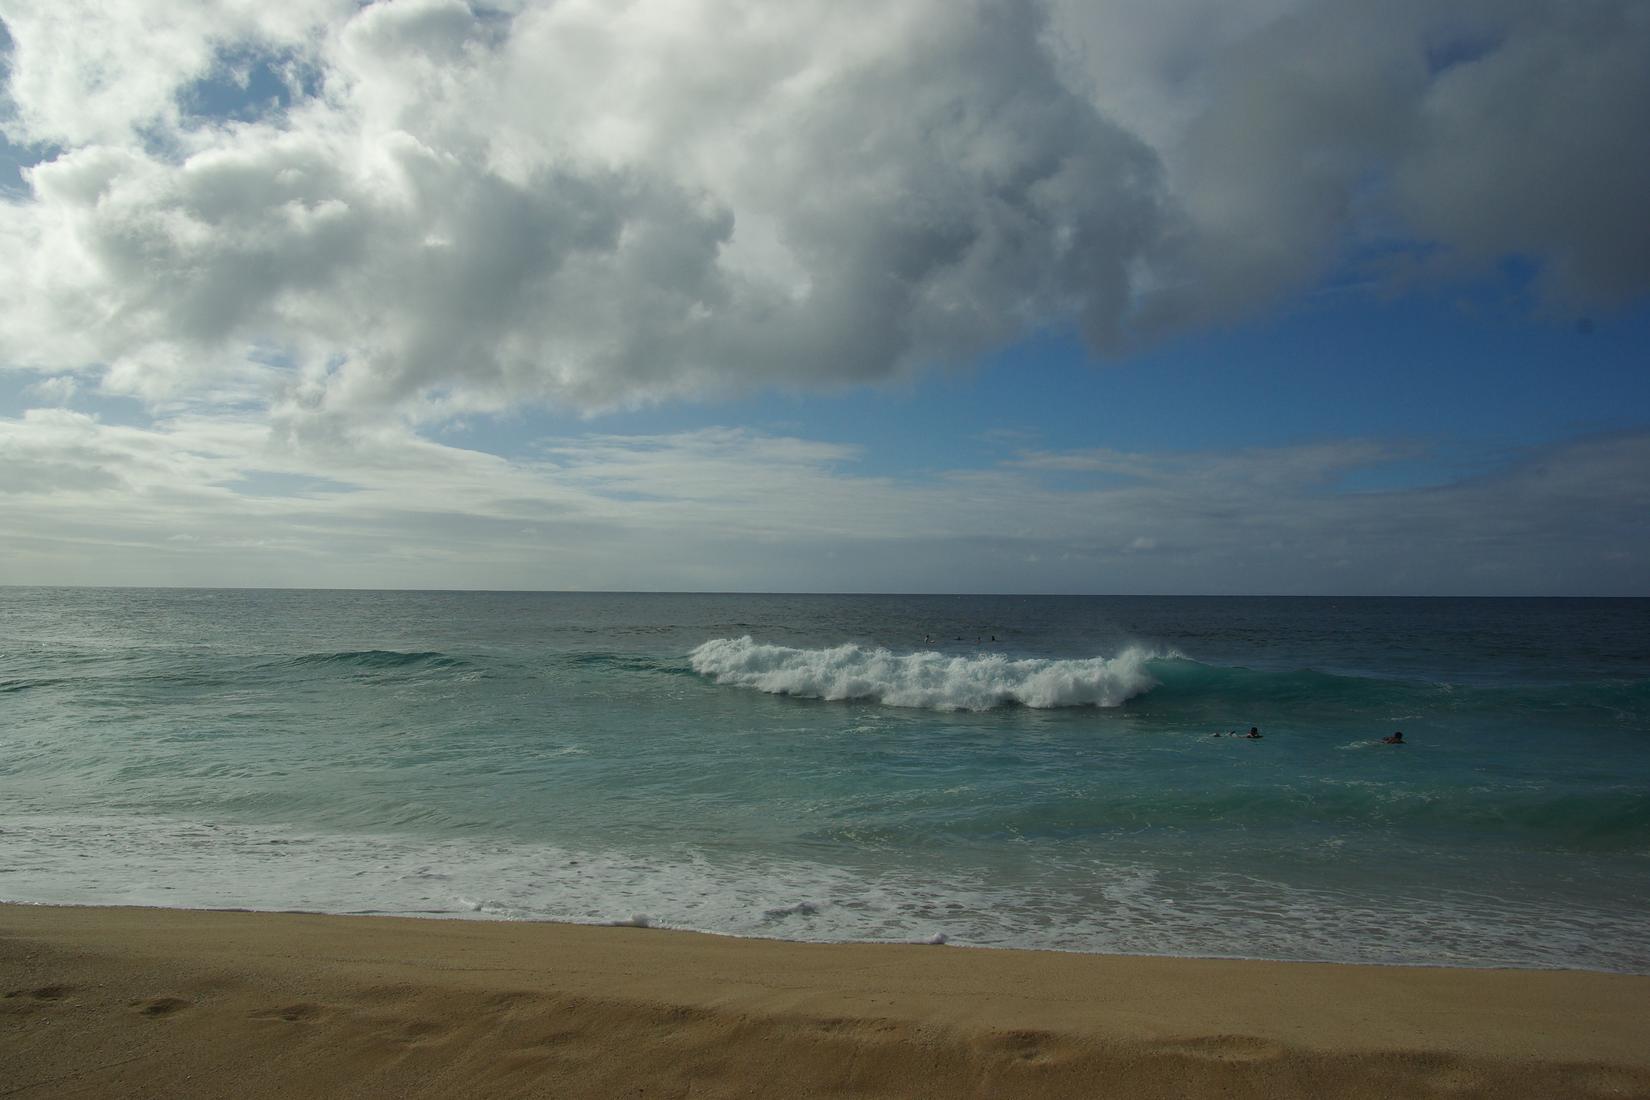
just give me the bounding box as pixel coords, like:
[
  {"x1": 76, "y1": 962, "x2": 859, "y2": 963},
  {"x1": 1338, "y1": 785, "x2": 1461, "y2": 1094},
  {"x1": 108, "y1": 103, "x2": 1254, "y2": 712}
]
[{"x1": 688, "y1": 636, "x2": 1164, "y2": 710}]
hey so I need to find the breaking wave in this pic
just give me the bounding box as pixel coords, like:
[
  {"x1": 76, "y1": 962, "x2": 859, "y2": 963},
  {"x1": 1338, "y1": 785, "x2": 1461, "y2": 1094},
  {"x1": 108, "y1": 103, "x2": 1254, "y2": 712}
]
[{"x1": 689, "y1": 636, "x2": 1166, "y2": 711}]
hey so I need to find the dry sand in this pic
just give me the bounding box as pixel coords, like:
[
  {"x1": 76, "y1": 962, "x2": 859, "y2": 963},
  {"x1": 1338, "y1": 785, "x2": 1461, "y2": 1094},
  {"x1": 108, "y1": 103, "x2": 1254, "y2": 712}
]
[{"x1": 3, "y1": 903, "x2": 1648, "y2": 1098}]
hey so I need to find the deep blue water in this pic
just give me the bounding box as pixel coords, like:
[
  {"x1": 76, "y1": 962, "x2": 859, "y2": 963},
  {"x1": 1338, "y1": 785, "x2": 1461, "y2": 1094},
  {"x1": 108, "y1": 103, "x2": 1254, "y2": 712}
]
[{"x1": 2, "y1": 589, "x2": 1647, "y2": 971}]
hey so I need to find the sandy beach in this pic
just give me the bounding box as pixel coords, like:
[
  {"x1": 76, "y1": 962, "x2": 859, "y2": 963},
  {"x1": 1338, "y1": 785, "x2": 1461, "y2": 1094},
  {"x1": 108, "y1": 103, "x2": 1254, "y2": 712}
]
[{"x1": 3, "y1": 904, "x2": 1648, "y2": 1098}]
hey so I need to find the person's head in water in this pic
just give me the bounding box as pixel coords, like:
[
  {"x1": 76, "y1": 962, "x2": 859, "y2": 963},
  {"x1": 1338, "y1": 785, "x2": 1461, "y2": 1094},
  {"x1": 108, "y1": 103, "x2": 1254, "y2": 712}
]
[
  {"x1": 1383, "y1": 731, "x2": 1405, "y2": 744},
  {"x1": 1247, "y1": 726, "x2": 1262, "y2": 738}
]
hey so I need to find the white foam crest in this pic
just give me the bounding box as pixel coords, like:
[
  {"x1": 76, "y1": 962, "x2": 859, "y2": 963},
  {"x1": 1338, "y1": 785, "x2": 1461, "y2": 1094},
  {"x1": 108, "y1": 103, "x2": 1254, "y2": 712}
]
[{"x1": 689, "y1": 637, "x2": 1164, "y2": 711}]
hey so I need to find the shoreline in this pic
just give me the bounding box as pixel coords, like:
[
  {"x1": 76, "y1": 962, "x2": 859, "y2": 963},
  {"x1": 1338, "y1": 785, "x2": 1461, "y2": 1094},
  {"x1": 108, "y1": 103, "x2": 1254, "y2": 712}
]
[
  {"x1": 5, "y1": 903, "x2": 1649, "y2": 1098},
  {"x1": 9, "y1": 897, "x2": 1650, "y2": 978}
]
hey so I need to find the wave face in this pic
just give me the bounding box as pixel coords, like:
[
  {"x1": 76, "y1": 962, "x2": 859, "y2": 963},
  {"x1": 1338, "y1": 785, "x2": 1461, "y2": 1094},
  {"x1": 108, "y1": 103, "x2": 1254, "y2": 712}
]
[
  {"x1": 689, "y1": 636, "x2": 1165, "y2": 710},
  {"x1": 289, "y1": 649, "x2": 465, "y2": 670}
]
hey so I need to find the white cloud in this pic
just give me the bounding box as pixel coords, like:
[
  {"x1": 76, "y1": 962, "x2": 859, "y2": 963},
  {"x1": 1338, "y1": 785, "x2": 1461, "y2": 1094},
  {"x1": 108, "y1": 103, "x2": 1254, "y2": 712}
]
[
  {"x1": 0, "y1": 0, "x2": 1642, "y2": 425},
  {"x1": 0, "y1": 0, "x2": 1164, "y2": 425},
  {"x1": 0, "y1": 0, "x2": 344, "y2": 146},
  {"x1": 23, "y1": 373, "x2": 75, "y2": 403}
]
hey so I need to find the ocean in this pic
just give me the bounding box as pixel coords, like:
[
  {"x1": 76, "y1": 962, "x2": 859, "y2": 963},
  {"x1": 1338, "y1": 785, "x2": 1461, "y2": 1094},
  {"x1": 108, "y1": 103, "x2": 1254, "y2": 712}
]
[{"x1": 2, "y1": 588, "x2": 1647, "y2": 972}]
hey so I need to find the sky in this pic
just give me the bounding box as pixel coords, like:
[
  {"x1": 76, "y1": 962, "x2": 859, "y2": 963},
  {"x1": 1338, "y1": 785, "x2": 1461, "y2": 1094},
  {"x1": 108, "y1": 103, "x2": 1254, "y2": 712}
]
[{"x1": 0, "y1": 0, "x2": 1646, "y2": 595}]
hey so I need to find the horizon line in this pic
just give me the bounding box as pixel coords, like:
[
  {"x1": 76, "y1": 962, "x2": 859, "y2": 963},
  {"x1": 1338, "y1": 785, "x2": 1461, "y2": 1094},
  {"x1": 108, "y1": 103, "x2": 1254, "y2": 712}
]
[{"x1": 3, "y1": 584, "x2": 1645, "y2": 600}]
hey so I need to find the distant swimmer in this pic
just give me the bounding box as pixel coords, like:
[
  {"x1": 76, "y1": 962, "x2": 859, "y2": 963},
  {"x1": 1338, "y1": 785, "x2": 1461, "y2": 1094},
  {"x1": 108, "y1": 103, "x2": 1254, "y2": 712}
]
[
  {"x1": 1381, "y1": 731, "x2": 1405, "y2": 745},
  {"x1": 1246, "y1": 727, "x2": 1263, "y2": 739}
]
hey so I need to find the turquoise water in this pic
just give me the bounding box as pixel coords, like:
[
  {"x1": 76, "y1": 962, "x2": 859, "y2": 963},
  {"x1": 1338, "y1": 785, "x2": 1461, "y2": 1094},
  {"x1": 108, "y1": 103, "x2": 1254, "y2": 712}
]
[{"x1": 2, "y1": 589, "x2": 1647, "y2": 971}]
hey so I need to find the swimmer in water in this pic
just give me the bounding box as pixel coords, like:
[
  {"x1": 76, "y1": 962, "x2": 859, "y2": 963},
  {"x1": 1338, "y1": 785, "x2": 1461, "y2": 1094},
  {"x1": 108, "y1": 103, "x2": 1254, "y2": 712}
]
[
  {"x1": 1381, "y1": 731, "x2": 1405, "y2": 744},
  {"x1": 1246, "y1": 726, "x2": 1263, "y2": 739}
]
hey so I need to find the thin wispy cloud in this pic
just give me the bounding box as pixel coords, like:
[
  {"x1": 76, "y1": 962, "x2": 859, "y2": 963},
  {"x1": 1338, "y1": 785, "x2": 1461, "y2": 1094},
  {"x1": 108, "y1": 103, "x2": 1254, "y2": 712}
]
[{"x1": 2, "y1": 407, "x2": 1643, "y2": 593}]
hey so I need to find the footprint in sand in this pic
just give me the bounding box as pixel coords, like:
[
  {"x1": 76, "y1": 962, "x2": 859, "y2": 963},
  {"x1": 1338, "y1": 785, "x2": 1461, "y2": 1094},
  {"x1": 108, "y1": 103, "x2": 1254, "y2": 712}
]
[
  {"x1": 980, "y1": 1028, "x2": 1064, "y2": 1065},
  {"x1": 2, "y1": 985, "x2": 75, "y2": 1015},
  {"x1": 131, "y1": 996, "x2": 191, "y2": 1017},
  {"x1": 6, "y1": 985, "x2": 73, "y2": 1001},
  {"x1": 252, "y1": 1002, "x2": 326, "y2": 1023}
]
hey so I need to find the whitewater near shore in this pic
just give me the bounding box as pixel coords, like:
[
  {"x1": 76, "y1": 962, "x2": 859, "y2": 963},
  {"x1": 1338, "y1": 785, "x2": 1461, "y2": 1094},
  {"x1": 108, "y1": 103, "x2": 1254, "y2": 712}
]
[{"x1": 5, "y1": 904, "x2": 1650, "y2": 1099}]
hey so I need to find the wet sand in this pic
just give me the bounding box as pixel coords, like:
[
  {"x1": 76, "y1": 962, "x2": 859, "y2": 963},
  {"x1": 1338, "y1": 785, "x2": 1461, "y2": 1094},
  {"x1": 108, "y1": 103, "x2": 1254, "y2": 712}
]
[{"x1": 3, "y1": 903, "x2": 1648, "y2": 1098}]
